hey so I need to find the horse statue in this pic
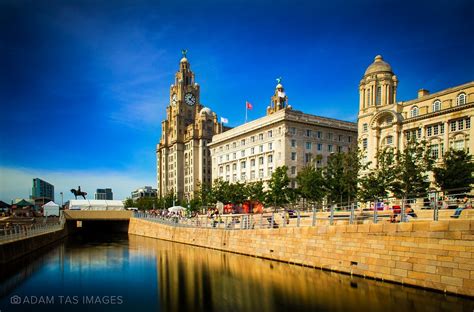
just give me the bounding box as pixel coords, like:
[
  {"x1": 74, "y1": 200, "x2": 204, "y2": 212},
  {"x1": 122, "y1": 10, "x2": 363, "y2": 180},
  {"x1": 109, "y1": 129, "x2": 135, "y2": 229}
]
[{"x1": 70, "y1": 186, "x2": 87, "y2": 200}]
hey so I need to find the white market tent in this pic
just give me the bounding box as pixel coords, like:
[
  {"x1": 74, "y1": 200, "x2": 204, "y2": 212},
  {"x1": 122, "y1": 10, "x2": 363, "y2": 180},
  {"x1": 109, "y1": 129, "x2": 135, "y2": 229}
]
[
  {"x1": 68, "y1": 200, "x2": 124, "y2": 211},
  {"x1": 168, "y1": 206, "x2": 186, "y2": 213},
  {"x1": 42, "y1": 201, "x2": 59, "y2": 208}
]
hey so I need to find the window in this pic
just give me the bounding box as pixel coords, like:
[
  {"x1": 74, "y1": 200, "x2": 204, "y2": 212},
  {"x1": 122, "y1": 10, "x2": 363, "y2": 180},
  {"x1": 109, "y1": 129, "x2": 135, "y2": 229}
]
[
  {"x1": 338, "y1": 146, "x2": 343, "y2": 152},
  {"x1": 338, "y1": 135, "x2": 343, "y2": 142},
  {"x1": 259, "y1": 145, "x2": 264, "y2": 152},
  {"x1": 268, "y1": 130, "x2": 273, "y2": 138},
  {"x1": 251, "y1": 147, "x2": 255, "y2": 154},
  {"x1": 232, "y1": 142, "x2": 236, "y2": 148},
  {"x1": 250, "y1": 171, "x2": 255, "y2": 179},
  {"x1": 433, "y1": 125, "x2": 438, "y2": 136},
  {"x1": 306, "y1": 142, "x2": 312, "y2": 150},
  {"x1": 268, "y1": 167, "x2": 273, "y2": 176},
  {"x1": 251, "y1": 136, "x2": 255, "y2": 142},
  {"x1": 430, "y1": 144, "x2": 439, "y2": 159},
  {"x1": 410, "y1": 106, "x2": 419, "y2": 118},
  {"x1": 241, "y1": 139, "x2": 245, "y2": 146},
  {"x1": 458, "y1": 119, "x2": 464, "y2": 130},
  {"x1": 467, "y1": 118, "x2": 471, "y2": 129},
  {"x1": 348, "y1": 136, "x2": 352, "y2": 143},
  {"x1": 418, "y1": 128, "x2": 422, "y2": 138},
  {"x1": 268, "y1": 155, "x2": 273, "y2": 163},
  {"x1": 457, "y1": 93, "x2": 466, "y2": 106},
  {"x1": 317, "y1": 143, "x2": 322, "y2": 151},
  {"x1": 454, "y1": 140, "x2": 465, "y2": 150},
  {"x1": 241, "y1": 173, "x2": 246, "y2": 181},
  {"x1": 362, "y1": 138, "x2": 368, "y2": 150},
  {"x1": 259, "y1": 157, "x2": 264, "y2": 165},
  {"x1": 432, "y1": 100, "x2": 441, "y2": 112},
  {"x1": 259, "y1": 133, "x2": 264, "y2": 140},
  {"x1": 226, "y1": 144, "x2": 229, "y2": 150},
  {"x1": 376, "y1": 86, "x2": 381, "y2": 105},
  {"x1": 451, "y1": 121, "x2": 456, "y2": 132},
  {"x1": 226, "y1": 154, "x2": 229, "y2": 161},
  {"x1": 328, "y1": 145, "x2": 333, "y2": 152},
  {"x1": 289, "y1": 127, "x2": 296, "y2": 135},
  {"x1": 440, "y1": 124, "x2": 445, "y2": 134},
  {"x1": 317, "y1": 131, "x2": 322, "y2": 139},
  {"x1": 291, "y1": 152, "x2": 297, "y2": 161},
  {"x1": 233, "y1": 153, "x2": 236, "y2": 159},
  {"x1": 219, "y1": 166, "x2": 223, "y2": 174},
  {"x1": 241, "y1": 161, "x2": 246, "y2": 169},
  {"x1": 291, "y1": 139, "x2": 296, "y2": 147},
  {"x1": 306, "y1": 129, "x2": 312, "y2": 137},
  {"x1": 427, "y1": 126, "x2": 432, "y2": 137},
  {"x1": 327, "y1": 133, "x2": 333, "y2": 140},
  {"x1": 241, "y1": 150, "x2": 245, "y2": 157},
  {"x1": 226, "y1": 165, "x2": 230, "y2": 172},
  {"x1": 386, "y1": 136, "x2": 393, "y2": 145},
  {"x1": 232, "y1": 163, "x2": 237, "y2": 170},
  {"x1": 268, "y1": 142, "x2": 273, "y2": 150},
  {"x1": 305, "y1": 153, "x2": 311, "y2": 163},
  {"x1": 251, "y1": 159, "x2": 256, "y2": 167},
  {"x1": 259, "y1": 169, "x2": 264, "y2": 178},
  {"x1": 291, "y1": 166, "x2": 296, "y2": 175}
]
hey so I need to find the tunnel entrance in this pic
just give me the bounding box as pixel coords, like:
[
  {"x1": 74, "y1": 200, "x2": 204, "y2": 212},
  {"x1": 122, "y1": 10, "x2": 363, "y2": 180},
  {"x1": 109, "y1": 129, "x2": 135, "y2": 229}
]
[{"x1": 67, "y1": 220, "x2": 129, "y2": 235}]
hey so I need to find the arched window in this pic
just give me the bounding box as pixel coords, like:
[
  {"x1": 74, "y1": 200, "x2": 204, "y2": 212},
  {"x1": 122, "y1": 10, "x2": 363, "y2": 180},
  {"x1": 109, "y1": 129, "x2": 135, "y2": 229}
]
[
  {"x1": 376, "y1": 86, "x2": 381, "y2": 105},
  {"x1": 432, "y1": 100, "x2": 441, "y2": 112},
  {"x1": 457, "y1": 93, "x2": 466, "y2": 106},
  {"x1": 410, "y1": 106, "x2": 419, "y2": 118}
]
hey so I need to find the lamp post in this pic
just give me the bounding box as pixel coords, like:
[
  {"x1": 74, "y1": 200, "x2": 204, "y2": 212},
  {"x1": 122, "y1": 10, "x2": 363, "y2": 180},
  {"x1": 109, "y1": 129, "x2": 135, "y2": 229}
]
[{"x1": 60, "y1": 192, "x2": 63, "y2": 208}]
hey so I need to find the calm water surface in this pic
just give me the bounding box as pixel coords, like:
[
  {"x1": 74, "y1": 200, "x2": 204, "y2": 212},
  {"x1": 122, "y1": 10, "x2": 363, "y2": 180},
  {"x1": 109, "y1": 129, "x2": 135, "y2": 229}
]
[{"x1": 0, "y1": 233, "x2": 473, "y2": 312}]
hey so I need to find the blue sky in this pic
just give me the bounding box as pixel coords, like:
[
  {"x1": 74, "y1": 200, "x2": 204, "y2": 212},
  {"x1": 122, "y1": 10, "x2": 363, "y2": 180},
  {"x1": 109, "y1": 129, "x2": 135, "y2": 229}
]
[{"x1": 0, "y1": 0, "x2": 473, "y2": 202}]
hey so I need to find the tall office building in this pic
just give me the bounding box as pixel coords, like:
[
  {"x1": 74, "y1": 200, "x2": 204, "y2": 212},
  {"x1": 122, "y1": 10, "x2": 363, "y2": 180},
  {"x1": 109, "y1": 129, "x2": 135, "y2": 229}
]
[
  {"x1": 95, "y1": 188, "x2": 113, "y2": 200},
  {"x1": 358, "y1": 55, "x2": 473, "y2": 172},
  {"x1": 156, "y1": 53, "x2": 224, "y2": 201},
  {"x1": 209, "y1": 81, "x2": 357, "y2": 186},
  {"x1": 31, "y1": 178, "x2": 54, "y2": 207}
]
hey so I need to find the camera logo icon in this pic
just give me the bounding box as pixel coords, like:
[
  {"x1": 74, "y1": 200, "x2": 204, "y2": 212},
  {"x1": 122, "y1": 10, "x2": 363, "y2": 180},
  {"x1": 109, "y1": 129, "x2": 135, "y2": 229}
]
[{"x1": 10, "y1": 295, "x2": 22, "y2": 304}]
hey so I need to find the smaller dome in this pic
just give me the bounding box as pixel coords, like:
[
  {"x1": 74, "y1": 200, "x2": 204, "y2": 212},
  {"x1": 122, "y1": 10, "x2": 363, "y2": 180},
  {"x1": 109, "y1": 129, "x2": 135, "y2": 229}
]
[
  {"x1": 180, "y1": 57, "x2": 188, "y2": 63},
  {"x1": 200, "y1": 107, "x2": 212, "y2": 115},
  {"x1": 364, "y1": 55, "x2": 393, "y2": 76},
  {"x1": 276, "y1": 83, "x2": 283, "y2": 89}
]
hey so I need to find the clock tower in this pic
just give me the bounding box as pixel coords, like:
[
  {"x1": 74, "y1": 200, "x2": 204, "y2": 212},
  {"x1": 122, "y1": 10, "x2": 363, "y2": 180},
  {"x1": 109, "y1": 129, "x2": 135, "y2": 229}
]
[{"x1": 157, "y1": 51, "x2": 223, "y2": 201}]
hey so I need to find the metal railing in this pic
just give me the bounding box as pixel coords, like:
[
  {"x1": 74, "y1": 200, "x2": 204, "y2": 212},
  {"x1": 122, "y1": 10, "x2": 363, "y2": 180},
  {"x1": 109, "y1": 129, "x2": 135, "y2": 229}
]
[
  {"x1": 134, "y1": 190, "x2": 472, "y2": 230},
  {"x1": 0, "y1": 214, "x2": 66, "y2": 243}
]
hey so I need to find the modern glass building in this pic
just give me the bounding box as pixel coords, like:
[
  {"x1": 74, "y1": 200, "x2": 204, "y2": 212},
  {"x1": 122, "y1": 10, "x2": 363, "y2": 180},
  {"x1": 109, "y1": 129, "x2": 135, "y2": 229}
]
[
  {"x1": 31, "y1": 178, "x2": 54, "y2": 204},
  {"x1": 95, "y1": 188, "x2": 113, "y2": 200}
]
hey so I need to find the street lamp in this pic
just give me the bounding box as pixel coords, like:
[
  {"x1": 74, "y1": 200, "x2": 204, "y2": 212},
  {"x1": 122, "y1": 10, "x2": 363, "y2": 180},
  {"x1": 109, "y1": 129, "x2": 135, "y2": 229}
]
[{"x1": 60, "y1": 192, "x2": 63, "y2": 207}]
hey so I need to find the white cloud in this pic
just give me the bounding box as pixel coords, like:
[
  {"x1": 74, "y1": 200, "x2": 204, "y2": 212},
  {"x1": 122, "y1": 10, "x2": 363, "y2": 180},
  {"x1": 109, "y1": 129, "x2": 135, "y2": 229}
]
[{"x1": 0, "y1": 166, "x2": 155, "y2": 203}]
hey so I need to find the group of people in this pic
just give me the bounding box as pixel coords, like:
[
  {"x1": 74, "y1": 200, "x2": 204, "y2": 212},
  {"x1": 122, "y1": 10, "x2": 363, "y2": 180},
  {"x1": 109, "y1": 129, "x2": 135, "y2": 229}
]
[
  {"x1": 451, "y1": 196, "x2": 472, "y2": 218},
  {"x1": 389, "y1": 205, "x2": 417, "y2": 223}
]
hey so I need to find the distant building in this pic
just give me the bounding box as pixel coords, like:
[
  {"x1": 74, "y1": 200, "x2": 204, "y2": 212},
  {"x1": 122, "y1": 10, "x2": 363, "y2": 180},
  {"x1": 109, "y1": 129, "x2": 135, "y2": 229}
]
[
  {"x1": 95, "y1": 188, "x2": 113, "y2": 200},
  {"x1": 131, "y1": 186, "x2": 157, "y2": 201},
  {"x1": 31, "y1": 178, "x2": 54, "y2": 208}
]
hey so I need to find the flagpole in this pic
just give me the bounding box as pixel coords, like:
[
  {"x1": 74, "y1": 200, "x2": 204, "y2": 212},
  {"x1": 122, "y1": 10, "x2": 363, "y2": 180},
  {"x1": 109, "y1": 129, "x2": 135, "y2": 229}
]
[{"x1": 245, "y1": 103, "x2": 248, "y2": 123}]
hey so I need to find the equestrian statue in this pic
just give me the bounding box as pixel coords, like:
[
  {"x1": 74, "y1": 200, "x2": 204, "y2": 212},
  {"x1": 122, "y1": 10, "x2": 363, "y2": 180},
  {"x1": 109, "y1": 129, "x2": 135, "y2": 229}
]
[{"x1": 70, "y1": 186, "x2": 87, "y2": 200}]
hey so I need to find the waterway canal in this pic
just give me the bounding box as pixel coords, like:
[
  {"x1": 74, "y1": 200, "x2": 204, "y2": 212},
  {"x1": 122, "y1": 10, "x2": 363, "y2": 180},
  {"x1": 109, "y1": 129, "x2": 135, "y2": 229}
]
[{"x1": 0, "y1": 233, "x2": 472, "y2": 312}]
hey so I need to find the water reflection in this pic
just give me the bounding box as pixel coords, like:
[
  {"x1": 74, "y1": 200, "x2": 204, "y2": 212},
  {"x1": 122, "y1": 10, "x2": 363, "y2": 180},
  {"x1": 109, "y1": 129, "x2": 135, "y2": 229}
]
[
  {"x1": 0, "y1": 234, "x2": 472, "y2": 312},
  {"x1": 129, "y1": 235, "x2": 473, "y2": 312}
]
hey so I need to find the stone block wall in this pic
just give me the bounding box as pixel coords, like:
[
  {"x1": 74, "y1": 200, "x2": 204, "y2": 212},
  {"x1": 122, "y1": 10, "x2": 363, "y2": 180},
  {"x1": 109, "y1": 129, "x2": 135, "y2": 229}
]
[{"x1": 129, "y1": 218, "x2": 474, "y2": 297}]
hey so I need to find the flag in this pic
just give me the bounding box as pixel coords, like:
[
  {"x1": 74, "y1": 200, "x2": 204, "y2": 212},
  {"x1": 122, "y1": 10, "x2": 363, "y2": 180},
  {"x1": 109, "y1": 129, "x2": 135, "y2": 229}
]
[
  {"x1": 278, "y1": 91, "x2": 286, "y2": 98},
  {"x1": 220, "y1": 117, "x2": 229, "y2": 124},
  {"x1": 246, "y1": 101, "x2": 253, "y2": 110}
]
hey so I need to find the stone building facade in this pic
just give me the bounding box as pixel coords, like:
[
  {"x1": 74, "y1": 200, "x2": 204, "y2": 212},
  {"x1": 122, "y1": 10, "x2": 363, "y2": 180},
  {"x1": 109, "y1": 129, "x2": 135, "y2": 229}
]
[
  {"x1": 156, "y1": 54, "x2": 224, "y2": 201},
  {"x1": 358, "y1": 55, "x2": 474, "y2": 170},
  {"x1": 209, "y1": 82, "x2": 357, "y2": 187}
]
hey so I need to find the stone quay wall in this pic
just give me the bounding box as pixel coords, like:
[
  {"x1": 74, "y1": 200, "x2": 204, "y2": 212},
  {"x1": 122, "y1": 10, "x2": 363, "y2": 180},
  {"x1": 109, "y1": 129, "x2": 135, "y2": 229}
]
[{"x1": 129, "y1": 218, "x2": 474, "y2": 297}]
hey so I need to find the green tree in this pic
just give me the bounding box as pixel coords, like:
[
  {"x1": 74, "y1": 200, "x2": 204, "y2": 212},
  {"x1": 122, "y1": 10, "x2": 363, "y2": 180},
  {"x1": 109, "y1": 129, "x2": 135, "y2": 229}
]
[
  {"x1": 391, "y1": 139, "x2": 434, "y2": 199},
  {"x1": 296, "y1": 165, "x2": 326, "y2": 206},
  {"x1": 434, "y1": 149, "x2": 474, "y2": 193},
  {"x1": 245, "y1": 181, "x2": 266, "y2": 203},
  {"x1": 228, "y1": 182, "x2": 247, "y2": 204},
  {"x1": 209, "y1": 179, "x2": 231, "y2": 204},
  {"x1": 266, "y1": 166, "x2": 291, "y2": 209},
  {"x1": 124, "y1": 198, "x2": 134, "y2": 208},
  {"x1": 325, "y1": 152, "x2": 345, "y2": 204},
  {"x1": 358, "y1": 147, "x2": 397, "y2": 202}
]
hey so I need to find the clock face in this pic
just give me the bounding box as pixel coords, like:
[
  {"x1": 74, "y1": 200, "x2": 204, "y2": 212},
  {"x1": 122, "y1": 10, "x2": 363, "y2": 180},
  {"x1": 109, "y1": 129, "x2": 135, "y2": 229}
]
[
  {"x1": 171, "y1": 93, "x2": 177, "y2": 105},
  {"x1": 184, "y1": 93, "x2": 196, "y2": 106}
]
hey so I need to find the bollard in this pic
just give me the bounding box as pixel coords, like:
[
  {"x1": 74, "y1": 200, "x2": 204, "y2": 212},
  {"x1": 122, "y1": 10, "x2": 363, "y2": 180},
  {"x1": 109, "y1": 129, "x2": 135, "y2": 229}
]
[
  {"x1": 434, "y1": 194, "x2": 439, "y2": 221},
  {"x1": 330, "y1": 205, "x2": 334, "y2": 225},
  {"x1": 311, "y1": 205, "x2": 316, "y2": 227},
  {"x1": 297, "y1": 210, "x2": 301, "y2": 227},
  {"x1": 271, "y1": 213, "x2": 274, "y2": 229},
  {"x1": 350, "y1": 203, "x2": 355, "y2": 224},
  {"x1": 373, "y1": 201, "x2": 378, "y2": 224}
]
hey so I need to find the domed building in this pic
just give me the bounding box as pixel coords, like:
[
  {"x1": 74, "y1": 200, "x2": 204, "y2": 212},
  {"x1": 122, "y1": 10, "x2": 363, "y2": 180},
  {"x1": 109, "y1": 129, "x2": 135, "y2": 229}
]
[{"x1": 358, "y1": 55, "x2": 474, "y2": 178}]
